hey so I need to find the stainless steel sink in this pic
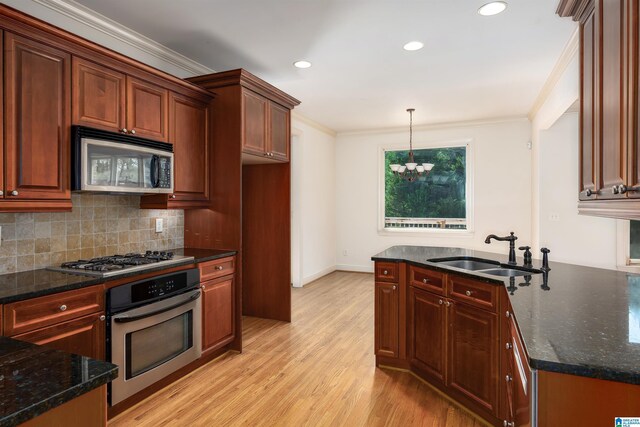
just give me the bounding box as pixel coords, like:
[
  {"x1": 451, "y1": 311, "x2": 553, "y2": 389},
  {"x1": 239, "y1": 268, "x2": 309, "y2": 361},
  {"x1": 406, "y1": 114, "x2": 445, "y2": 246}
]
[
  {"x1": 429, "y1": 257, "x2": 541, "y2": 278},
  {"x1": 478, "y1": 268, "x2": 534, "y2": 277},
  {"x1": 429, "y1": 257, "x2": 499, "y2": 271}
]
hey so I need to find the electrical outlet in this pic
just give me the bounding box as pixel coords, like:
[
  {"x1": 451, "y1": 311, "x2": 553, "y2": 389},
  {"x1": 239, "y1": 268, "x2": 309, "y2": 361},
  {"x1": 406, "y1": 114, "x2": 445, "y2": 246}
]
[
  {"x1": 155, "y1": 218, "x2": 163, "y2": 233},
  {"x1": 342, "y1": 250, "x2": 348, "y2": 256},
  {"x1": 549, "y1": 213, "x2": 560, "y2": 222}
]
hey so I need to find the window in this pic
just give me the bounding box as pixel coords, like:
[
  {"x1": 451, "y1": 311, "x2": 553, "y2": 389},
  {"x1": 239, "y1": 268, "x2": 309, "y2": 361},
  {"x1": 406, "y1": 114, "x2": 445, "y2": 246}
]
[{"x1": 380, "y1": 143, "x2": 472, "y2": 232}]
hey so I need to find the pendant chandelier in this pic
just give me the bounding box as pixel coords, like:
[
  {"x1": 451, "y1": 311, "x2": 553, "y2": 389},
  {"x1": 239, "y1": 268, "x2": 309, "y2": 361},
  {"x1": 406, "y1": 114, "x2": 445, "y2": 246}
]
[{"x1": 389, "y1": 108, "x2": 434, "y2": 182}]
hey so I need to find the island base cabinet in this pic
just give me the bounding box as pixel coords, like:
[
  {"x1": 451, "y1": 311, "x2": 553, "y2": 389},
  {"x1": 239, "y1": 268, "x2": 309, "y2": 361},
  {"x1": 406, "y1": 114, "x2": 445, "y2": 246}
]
[
  {"x1": 19, "y1": 385, "x2": 106, "y2": 427},
  {"x1": 447, "y1": 301, "x2": 499, "y2": 417},
  {"x1": 374, "y1": 281, "x2": 399, "y2": 359},
  {"x1": 409, "y1": 286, "x2": 446, "y2": 385}
]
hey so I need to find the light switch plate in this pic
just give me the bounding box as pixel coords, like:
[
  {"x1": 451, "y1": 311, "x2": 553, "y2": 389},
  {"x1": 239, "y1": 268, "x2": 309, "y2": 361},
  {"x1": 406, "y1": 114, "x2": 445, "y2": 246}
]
[{"x1": 155, "y1": 218, "x2": 163, "y2": 233}]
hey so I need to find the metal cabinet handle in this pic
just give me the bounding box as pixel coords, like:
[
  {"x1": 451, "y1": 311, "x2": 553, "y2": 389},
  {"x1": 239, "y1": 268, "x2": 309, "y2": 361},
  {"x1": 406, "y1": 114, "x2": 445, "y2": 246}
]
[
  {"x1": 585, "y1": 188, "x2": 599, "y2": 197},
  {"x1": 121, "y1": 128, "x2": 128, "y2": 133},
  {"x1": 423, "y1": 278, "x2": 429, "y2": 284},
  {"x1": 99, "y1": 315, "x2": 106, "y2": 321},
  {"x1": 0, "y1": 191, "x2": 3, "y2": 196},
  {"x1": 392, "y1": 285, "x2": 397, "y2": 290},
  {"x1": 438, "y1": 299, "x2": 443, "y2": 305},
  {"x1": 59, "y1": 304, "x2": 67, "y2": 312},
  {"x1": 506, "y1": 310, "x2": 511, "y2": 318},
  {"x1": 10, "y1": 191, "x2": 18, "y2": 196},
  {"x1": 506, "y1": 343, "x2": 512, "y2": 350},
  {"x1": 444, "y1": 301, "x2": 451, "y2": 307},
  {"x1": 618, "y1": 185, "x2": 638, "y2": 194},
  {"x1": 465, "y1": 290, "x2": 472, "y2": 296},
  {"x1": 612, "y1": 185, "x2": 620, "y2": 195},
  {"x1": 216, "y1": 266, "x2": 224, "y2": 271},
  {"x1": 383, "y1": 270, "x2": 388, "y2": 275},
  {"x1": 503, "y1": 421, "x2": 515, "y2": 427},
  {"x1": 130, "y1": 129, "x2": 136, "y2": 135},
  {"x1": 505, "y1": 374, "x2": 512, "y2": 382},
  {"x1": 201, "y1": 285, "x2": 206, "y2": 290}
]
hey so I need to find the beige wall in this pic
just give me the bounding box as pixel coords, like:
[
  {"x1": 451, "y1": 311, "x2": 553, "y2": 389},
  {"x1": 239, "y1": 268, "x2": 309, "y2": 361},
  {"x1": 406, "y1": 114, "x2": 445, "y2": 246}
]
[{"x1": 0, "y1": 194, "x2": 184, "y2": 274}]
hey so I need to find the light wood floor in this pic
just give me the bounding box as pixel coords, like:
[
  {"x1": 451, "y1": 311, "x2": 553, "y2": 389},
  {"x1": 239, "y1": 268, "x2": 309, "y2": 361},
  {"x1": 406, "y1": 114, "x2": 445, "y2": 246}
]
[{"x1": 109, "y1": 271, "x2": 483, "y2": 427}]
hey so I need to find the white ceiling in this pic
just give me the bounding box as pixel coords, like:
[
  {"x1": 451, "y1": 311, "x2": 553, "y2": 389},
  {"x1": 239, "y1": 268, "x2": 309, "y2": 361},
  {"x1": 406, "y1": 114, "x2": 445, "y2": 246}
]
[{"x1": 73, "y1": 0, "x2": 576, "y2": 132}]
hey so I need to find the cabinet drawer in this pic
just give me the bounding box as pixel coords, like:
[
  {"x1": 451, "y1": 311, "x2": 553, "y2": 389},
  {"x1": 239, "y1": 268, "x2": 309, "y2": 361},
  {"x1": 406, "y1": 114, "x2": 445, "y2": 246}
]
[
  {"x1": 409, "y1": 265, "x2": 446, "y2": 295},
  {"x1": 4, "y1": 285, "x2": 104, "y2": 336},
  {"x1": 375, "y1": 262, "x2": 399, "y2": 282},
  {"x1": 199, "y1": 256, "x2": 236, "y2": 282},
  {"x1": 448, "y1": 276, "x2": 497, "y2": 312}
]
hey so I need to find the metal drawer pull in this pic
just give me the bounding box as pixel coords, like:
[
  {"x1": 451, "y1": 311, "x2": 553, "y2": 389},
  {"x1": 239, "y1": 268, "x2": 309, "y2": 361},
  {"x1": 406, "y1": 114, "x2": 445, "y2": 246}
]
[
  {"x1": 444, "y1": 301, "x2": 451, "y2": 307},
  {"x1": 423, "y1": 278, "x2": 429, "y2": 284},
  {"x1": 392, "y1": 285, "x2": 397, "y2": 290},
  {"x1": 504, "y1": 421, "x2": 515, "y2": 427},
  {"x1": 465, "y1": 290, "x2": 472, "y2": 296},
  {"x1": 383, "y1": 270, "x2": 388, "y2": 275},
  {"x1": 130, "y1": 129, "x2": 136, "y2": 135},
  {"x1": 438, "y1": 299, "x2": 443, "y2": 305},
  {"x1": 505, "y1": 374, "x2": 512, "y2": 382},
  {"x1": 99, "y1": 315, "x2": 106, "y2": 321},
  {"x1": 506, "y1": 343, "x2": 512, "y2": 350},
  {"x1": 59, "y1": 304, "x2": 67, "y2": 311},
  {"x1": 216, "y1": 266, "x2": 224, "y2": 271},
  {"x1": 10, "y1": 191, "x2": 18, "y2": 196},
  {"x1": 506, "y1": 310, "x2": 510, "y2": 318}
]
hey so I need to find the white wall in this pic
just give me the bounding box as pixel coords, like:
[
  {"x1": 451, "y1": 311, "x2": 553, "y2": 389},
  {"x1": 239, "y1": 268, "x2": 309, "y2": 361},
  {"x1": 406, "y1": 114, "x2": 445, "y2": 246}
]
[
  {"x1": 291, "y1": 118, "x2": 337, "y2": 285},
  {"x1": 538, "y1": 112, "x2": 618, "y2": 268},
  {"x1": 335, "y1": 119, "x2": 533, "y2": 272}
]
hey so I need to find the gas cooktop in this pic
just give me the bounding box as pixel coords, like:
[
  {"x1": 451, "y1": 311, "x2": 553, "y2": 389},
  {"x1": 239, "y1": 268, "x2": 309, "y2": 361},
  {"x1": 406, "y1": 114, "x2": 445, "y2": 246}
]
[{"x1": 47, "y1": 251, "x2": 194, "y2": 278}]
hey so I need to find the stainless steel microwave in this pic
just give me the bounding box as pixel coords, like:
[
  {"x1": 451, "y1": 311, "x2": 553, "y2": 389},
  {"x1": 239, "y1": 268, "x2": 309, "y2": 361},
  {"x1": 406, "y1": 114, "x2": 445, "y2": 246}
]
[{"x1": 72, "y1": 126, "x2": 173, "y2": 194}]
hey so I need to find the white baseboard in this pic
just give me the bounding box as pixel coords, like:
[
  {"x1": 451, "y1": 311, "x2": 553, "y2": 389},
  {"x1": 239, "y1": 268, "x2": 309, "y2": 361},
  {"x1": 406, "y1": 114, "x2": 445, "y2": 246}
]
[
  {"x1": 335, "y1": 264, "x2": 374, "y2": 273},
  {"x1": 299, "y1": 266, "x2": 337, "y2": 287}
]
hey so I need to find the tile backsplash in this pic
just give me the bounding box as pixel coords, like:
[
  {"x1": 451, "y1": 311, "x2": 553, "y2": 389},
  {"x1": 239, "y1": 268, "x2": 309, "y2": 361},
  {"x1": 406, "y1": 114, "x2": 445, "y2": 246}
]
[{"x1": 0, "y1": 194, "x2": 184, "y2": 274}]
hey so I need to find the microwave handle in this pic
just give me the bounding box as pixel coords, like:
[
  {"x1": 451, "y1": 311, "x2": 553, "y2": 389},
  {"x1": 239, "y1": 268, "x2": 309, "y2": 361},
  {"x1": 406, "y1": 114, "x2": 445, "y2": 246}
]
[{"x1": 150, "y1": 155, "x2": 160, "y2": 188}]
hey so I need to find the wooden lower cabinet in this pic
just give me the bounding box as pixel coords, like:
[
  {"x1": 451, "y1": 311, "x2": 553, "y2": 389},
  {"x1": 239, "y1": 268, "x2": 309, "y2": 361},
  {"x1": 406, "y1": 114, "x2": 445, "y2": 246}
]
[
  {"x1": 374, "y1": 281, "x2": 399, "y2": 359},
  {"x1": 20, "y1": 385, "x2": 107, "y2": 427},
  {"x1": 201, "y1": 275, "x2": 235, "y2": 353},
  {"x1": 447, "y1": 300, "x2": 499, "y2": 417},
  {"x1": 11, "y1": 311, "x2": 106, "y2": 360},
  {"x1": 409, "y1": 286, "x2": 446, "y2": 384}
]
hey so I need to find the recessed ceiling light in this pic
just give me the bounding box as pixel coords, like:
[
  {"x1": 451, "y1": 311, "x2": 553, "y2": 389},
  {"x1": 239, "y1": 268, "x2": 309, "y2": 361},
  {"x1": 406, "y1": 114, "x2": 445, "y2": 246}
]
[
  {"x1": 294, "y1": 60, "x2": 312, "y2": 69},
  {"x1": 403, "y1": 41, "x2": 424, "y2": 51},
  {"x1": 478, "y1": 1, "x2": 508, "y2": 16}
]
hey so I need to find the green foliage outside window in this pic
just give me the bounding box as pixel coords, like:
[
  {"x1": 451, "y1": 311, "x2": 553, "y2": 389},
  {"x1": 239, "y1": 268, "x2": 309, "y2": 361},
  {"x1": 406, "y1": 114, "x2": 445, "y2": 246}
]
[{"x1": 384, "y1": 146, "x2": 467, "y2": 228}]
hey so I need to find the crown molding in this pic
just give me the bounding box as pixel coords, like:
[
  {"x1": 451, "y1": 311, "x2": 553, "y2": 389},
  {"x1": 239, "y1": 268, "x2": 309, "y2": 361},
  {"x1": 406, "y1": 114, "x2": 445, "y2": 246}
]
[
  {"x1": 29, "y1": 0, "x2": 214, "y2": 76},
  {"x1": 337, "y1": 116, "x2": 529, "y2": 137},
  {"x1": 291, "y1": 112, "x2": 337, "y2": 137},
  {"x1": 528, "y1": 27, "x2": 579, "y2": 121}
]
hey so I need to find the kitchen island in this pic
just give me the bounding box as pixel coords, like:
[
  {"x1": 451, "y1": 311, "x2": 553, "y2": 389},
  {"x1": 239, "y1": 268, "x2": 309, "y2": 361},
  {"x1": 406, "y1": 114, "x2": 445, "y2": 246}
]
[
  {"x1": 372, "y1": 245, "x2": 640, "y2": 427},
  {"x1": 0, "y1": 337, "x2": 117, "y2": 427}
]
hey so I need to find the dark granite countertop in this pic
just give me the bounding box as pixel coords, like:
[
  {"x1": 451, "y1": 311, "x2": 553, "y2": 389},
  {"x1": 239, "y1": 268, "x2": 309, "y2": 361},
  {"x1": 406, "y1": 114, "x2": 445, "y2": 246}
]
[
  {"x1": 372, "y1": 245, "x2": 640, "y2": 385},
  {"x1": 0, "y1": 248, "x2": 237, "y2": 304},
  {"x1": 0, "y1": 337, "x2": 118, "y2": 427}
]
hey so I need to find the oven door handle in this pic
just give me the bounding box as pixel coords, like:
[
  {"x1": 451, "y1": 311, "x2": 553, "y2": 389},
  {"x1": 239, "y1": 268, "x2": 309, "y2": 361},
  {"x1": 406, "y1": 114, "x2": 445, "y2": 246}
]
[{"x1": 113, "y1": 290, "x2": 201, "y2": 323}]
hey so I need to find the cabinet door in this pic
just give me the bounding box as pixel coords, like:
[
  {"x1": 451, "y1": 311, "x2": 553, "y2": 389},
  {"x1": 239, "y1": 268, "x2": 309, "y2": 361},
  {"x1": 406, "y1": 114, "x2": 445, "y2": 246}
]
[
  {"x1": 242, "y1": 89, "x2": 268, "y2": 156},
  {"x1": 628, "y1": 0, "x2": 640, "y2": 197},
  {"x1": 375, "y1": 281, "x2": 399, "y2": 358},
  {"x1": 409, "y1": 287, "x2": 446, "y2": 384},
  {"x1": 268, "y1": 101, "x2": 290, "y2": 161},
  {"x1": 72, "y1": 57, "x2": 125, "y2": 132},
  {"x1": 12, "y1": 312, "x2": 106, "y2": 360},
  {"x1": 598, "y1": 0, "x2": 627, "y2": 199},
  {"x1": 580, "y1": 9, "x2": 598, "y2": 200},
  {"x1": 448, "y1": 301, "x2": 499, "y2": 416},
  {"x1": 170, "y1": 93, "x2": 209, "y2": 202},
  {"x1": 0, "y1": 31, "x2": 3, "y2": 201},
  {"x1": 4, "y1": 33, "x2": 71, "y2": 200},
  {"x1": 126, "y1": 76, "x2": 168, "y2": 142},
  {"x1": 202, "y1": 276, "x2": 235, "y2": 353}
]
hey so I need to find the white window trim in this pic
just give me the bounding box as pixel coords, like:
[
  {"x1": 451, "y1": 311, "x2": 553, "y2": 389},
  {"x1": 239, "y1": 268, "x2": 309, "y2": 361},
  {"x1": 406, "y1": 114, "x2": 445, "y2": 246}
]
[
  {"x1": 616, "y1": 220, "x2": 640, "y2": 273},
  {"x1": 377, "y1": 138, "x2": 475, "y2": 236}
]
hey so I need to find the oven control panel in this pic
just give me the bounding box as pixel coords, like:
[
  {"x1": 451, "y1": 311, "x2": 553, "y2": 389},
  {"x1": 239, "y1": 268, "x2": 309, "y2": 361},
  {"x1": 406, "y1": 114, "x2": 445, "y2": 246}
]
[{"x1": 108, "y1": 268, "x2": 200, "y2": 312}]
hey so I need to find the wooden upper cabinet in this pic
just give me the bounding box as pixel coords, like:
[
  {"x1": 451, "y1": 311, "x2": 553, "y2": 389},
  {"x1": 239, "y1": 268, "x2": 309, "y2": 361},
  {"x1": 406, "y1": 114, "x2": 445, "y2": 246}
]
[
  {"x1": 269, "y1": 101, "x2": 290, "y2": 161},
  {"x1": 4, "y1": 32, "x2": 71, "y2": 203},
  {"x1": 72, "y1": 57, "x2": 126, "y2": 132},
  {"x1": 0, "y1": 31, "x2": 4, "y2": 202},
  {"x1": 580, "y1": 8, "x2": 598, "y2": 200},
  {"x1": 242, "y1": 89, "x2": 268, "y2": 156},
  {"x1": 126, "y1": 76, "x2": 169, "y2": 142},
  {"x1": 598, "y1": 0, "x2": 627, "y2": 199}
]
